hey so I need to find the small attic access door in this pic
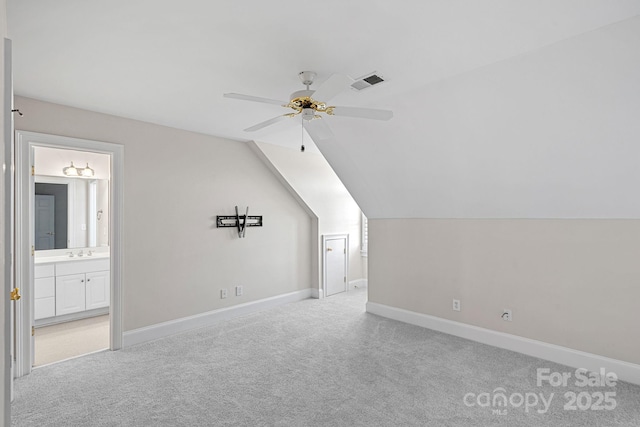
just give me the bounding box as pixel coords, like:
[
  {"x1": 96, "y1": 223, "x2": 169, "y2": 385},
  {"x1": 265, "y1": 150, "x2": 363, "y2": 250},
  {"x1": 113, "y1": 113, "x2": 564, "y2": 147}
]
[{"x1": 323, "y1": 234, "x2": 348, "y2": 297}]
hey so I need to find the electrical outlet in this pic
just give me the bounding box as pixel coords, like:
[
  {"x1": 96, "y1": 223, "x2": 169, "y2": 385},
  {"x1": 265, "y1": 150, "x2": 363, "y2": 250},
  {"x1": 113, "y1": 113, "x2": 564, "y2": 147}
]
[
  {"x1": 236, "y1": 286, "x2": 243, "y2": 296},
  {"x1": 220, "y1": 289, "x2": 228, "y2": 299},
  {"x1": 502, "y1": 309, "x2": 512, "y2": 322},
  {"x1": 452, "y1": 299, "x2": 461, "y2": 312}
]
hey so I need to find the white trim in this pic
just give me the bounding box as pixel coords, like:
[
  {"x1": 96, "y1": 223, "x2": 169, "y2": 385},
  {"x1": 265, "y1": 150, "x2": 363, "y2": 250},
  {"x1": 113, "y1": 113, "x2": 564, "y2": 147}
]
[
  {"x1": 14, "y1": 131, "x2": 124, "y2": 378},
  {"x1": 348, "y1": 279, "x2": 368, "y2": 291},
  {"x1": 310, "y1": 288, "x2": 323, "y2": 299},
  {"x1": 123, "y1": 289, "x2": 312, "y2": 347},
  {"x1": 366, "y1": 302, "x2": 640, "y2": 386}
]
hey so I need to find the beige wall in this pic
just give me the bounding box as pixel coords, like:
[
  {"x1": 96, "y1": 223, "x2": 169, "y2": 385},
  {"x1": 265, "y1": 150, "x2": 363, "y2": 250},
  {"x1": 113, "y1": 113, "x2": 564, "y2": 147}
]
[
  {"x1": 254, "y1": 142, "x2": 367, "y2": 284},
  {"x1": 14, "y1": 96, "x2": 313, "y2": 331},
  {"x1": 368, "y1": 218, "x2": 640, "y2": 365}
]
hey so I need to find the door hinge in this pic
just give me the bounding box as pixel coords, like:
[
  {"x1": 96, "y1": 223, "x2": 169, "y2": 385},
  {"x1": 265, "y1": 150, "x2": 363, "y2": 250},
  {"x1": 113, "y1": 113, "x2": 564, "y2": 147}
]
[
  {"x1": 31, "y1": 165, "x2": 35, "y2": 176},
  {"x1": 344, "y1": 276, "x2": 346, "y2": 283},
  {"x1": 32, "y1": 326, "x2": 35, "y2": 336},
  {"x1": 31, "y1": 245, "x2": 35, "y2": 256},
  {"x1": 344, "y1": 248, "x2": 346, "y2": 254}
]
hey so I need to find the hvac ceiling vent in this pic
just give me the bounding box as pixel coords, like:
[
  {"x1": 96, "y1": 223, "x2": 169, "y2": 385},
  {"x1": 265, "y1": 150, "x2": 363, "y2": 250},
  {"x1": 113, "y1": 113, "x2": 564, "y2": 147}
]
[{"x1": 351, "y1": 72, "x2": 386, "y2": 91}]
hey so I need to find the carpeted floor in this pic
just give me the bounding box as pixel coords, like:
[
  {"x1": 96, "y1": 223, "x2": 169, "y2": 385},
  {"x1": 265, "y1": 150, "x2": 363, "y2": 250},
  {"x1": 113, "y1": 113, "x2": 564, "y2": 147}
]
[
  {"x1": 11, "y1": 289, "x2": 640, "y2": 426},
  {"x1": 34, "y1": 315, "x2": 109, "y2": 367}
]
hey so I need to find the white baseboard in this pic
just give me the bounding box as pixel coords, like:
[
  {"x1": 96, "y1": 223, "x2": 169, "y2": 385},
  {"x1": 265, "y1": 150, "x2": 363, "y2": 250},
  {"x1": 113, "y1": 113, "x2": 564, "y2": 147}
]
[
  {"x1": 124, "y1": 289, "x2": 312, "y2": 347},
  {"x1": 349, "y1": 279, "x2": 368, "y2": 291},
  {"x1": 310, "y1": 288, "x2": 323, "y2": 299},
  {"x1": 366, "y1": 302, "x2": 640, "y2": 386}
]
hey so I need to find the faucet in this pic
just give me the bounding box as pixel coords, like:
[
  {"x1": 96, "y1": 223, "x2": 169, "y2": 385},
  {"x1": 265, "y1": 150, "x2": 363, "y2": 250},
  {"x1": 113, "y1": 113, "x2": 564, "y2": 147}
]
[
  {"x1": 67, "y1": 251, "x2": 74, "y2": 258},
  {"x1": 87, "y1": 250, "x2": 93, "y2": 256},
  {"x1": 77, "y1": 250, "x2": 84, "y2": 257}
]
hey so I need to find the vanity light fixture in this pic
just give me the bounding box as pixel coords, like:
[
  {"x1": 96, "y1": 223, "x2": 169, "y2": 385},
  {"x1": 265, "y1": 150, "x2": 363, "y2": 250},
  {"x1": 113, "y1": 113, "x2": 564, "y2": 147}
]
[
  {"x1": 62, "y1": 161, "x2": 79, "y2": 176},
  {"x1": 80, "y1": 162, "x2": 94, "y2": 177},
  {"x1": 63, "y1": 161, "x2": 94, "y2": 177}
]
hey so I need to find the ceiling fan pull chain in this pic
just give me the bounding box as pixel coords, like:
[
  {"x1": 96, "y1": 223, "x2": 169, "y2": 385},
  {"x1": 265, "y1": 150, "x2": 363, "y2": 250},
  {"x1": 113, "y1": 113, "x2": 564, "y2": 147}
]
[{"x1": 300, "y1": 115, "x2": 305, "y2": 152}]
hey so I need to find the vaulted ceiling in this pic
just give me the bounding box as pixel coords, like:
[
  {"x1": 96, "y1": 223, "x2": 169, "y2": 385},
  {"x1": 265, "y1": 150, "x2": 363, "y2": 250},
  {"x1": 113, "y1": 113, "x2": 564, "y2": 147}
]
[{"x1": 8, "y1": 1, "x2": 640, "y2": 218}]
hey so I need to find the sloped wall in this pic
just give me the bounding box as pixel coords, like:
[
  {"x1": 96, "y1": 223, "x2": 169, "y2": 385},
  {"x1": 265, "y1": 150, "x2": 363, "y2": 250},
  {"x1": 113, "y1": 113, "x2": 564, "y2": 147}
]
[
  {"x1": 253, "y1": 142, "x2": 366, "y2": 287},
  {"x1": 321, "y1": 16, "x2": 640, "y2": 219}
]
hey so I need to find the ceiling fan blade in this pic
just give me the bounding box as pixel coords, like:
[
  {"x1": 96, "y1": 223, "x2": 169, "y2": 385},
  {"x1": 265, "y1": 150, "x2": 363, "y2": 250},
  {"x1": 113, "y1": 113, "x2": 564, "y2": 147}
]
[
  {"x1": 330, "y1": 106, "x2": 393, "y2": 121},
  {"x1": 303, "y1": 118, "x2": 335, "y2": 143},
  {"x1": 224, "y1": 93, "x2": 288, "y2": 106},
  {"x1": 311, "y1": 74, "x2": 354, "y2": 103},
  {"x1": 244, "y1": 115, "x2": 290, "y2": 132}
]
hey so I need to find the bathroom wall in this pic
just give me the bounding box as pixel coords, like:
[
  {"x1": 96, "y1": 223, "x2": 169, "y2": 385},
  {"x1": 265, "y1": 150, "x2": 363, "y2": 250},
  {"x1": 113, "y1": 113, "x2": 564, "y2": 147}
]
[{"x1": 14, "y1": 96, "x2": 313, "y2": 332}]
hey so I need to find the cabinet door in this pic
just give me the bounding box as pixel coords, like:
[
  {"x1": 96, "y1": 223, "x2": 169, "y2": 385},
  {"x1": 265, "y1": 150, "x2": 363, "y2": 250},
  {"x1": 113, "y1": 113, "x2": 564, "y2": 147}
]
[
  {"x1": 86, "y1": 270, "x2": 110, "y2": 310},
  {"x1": 34, "y1": 297, "x2": 56, "y2": 320},
  {"x1": 56, "y1": 274, "x2": 86, "y2": 315},
  {"x1": 35, "y1": 276, "x2": 56, "y2": 319}
]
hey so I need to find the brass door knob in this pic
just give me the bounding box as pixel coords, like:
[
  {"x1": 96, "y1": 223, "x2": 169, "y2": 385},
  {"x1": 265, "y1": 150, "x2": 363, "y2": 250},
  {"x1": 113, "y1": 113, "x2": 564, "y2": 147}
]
[
  {"x1": 10, "y1": 287, "x2": 21, "y2": 301},
  {"x1": 327, "y1": 248, "x2": 333, "y2": 252}
]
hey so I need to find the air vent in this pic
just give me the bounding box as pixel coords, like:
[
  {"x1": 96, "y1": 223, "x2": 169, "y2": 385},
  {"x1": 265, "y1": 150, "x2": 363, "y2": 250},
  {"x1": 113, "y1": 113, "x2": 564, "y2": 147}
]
[{"x1": 351, "y1": 72, "x2": 386, "y2": 91}]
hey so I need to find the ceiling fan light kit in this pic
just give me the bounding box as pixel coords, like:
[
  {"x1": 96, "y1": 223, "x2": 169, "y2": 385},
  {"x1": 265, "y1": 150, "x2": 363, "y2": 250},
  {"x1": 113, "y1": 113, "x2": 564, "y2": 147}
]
[
  {"x1": 298, "y1": 71, "x2": 317, "y2": 88},
  {"x1": 223, "y1": 71, "x2": 393, "y2": 151}
]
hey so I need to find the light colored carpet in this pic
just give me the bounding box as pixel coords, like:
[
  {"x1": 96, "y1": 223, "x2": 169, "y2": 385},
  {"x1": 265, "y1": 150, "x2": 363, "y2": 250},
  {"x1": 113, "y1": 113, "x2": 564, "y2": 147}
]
[
  {"x1": 34, "y1": 315, "x2": 109, "y2": 367},
  {"x1": 11, "y1": 289, "x2": 640, "y2": 426}
]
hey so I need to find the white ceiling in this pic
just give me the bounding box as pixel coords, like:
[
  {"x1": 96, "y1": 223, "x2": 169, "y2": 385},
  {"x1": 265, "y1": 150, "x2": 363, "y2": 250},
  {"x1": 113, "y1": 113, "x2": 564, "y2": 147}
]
[{"x1": 8, "y1": 1, "x2": 640, "y2": 218}]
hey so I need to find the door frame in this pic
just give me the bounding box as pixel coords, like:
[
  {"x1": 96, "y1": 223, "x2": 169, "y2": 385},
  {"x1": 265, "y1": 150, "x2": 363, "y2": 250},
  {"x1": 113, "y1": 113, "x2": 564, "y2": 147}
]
[
  {"x1": 14, "y1": 130, "x2": 124, "y2": 377},
  {"x1": 322, "y1": 234, "x2": 349, "y2": 297}
]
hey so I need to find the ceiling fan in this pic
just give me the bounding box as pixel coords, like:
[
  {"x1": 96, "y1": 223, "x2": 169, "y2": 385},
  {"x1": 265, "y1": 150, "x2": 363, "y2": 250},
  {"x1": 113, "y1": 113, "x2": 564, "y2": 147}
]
[{"x1": 224, "y1": 71, "x2": 393, "y2": 151}]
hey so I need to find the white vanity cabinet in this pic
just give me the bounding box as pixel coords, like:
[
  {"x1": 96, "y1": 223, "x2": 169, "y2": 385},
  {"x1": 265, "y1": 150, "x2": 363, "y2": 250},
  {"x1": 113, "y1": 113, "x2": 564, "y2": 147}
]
[
  {"x1": 35, "y1": 257, "x2": 110, "y2": 322},
  {"x1": 34, "y1": 264, "x2": 56, "y2": 320},
  {"x1": 85, "y1": 270, "x2": 110, "y2": 310},
  {"x1": 55, "y1": 273, "x2": 87, "y2": 315}
]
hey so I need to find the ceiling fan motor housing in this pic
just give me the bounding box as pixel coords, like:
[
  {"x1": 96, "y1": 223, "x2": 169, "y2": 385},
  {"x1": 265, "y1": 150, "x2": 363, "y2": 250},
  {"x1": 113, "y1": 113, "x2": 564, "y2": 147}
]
[{"x1": 289, "y1": 89, "x2": 314, "y2": 101}]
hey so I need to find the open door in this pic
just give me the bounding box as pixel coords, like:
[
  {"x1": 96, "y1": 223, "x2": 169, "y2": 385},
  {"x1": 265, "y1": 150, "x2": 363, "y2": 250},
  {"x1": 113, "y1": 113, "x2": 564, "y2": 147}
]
[{"x1": 3, "y1": 37, "x2": 15, "y2": 420}]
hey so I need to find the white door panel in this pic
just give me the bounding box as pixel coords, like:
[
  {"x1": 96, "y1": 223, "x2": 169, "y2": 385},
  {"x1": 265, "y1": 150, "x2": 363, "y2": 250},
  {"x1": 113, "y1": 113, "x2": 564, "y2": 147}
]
[{"x1": 325, "y1": 235, "x2": 348, "y2": 297}]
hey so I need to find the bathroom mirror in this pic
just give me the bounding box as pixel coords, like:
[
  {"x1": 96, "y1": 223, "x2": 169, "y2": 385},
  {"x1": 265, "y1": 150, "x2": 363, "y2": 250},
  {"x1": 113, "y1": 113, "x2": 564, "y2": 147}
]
[{"x1": 34, "y1": 175, "x2": 109, "y2": 250}]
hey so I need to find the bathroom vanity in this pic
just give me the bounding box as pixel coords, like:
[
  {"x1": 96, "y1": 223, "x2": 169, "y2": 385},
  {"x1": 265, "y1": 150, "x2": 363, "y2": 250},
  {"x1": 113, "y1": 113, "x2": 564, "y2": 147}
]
[{"x1": 34, "y1": 253, "x2": 110, "y2": 326}]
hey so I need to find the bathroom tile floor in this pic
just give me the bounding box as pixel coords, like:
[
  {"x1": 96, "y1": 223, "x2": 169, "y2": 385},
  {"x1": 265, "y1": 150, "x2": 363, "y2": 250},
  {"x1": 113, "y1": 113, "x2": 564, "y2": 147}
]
[{"x1": 34, "y1": 315, "x2": 109, "y2": 367}]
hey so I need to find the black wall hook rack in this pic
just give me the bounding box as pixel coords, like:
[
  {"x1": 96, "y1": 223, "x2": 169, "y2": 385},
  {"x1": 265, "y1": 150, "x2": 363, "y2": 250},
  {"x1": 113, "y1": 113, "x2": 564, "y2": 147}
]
[{"x1": 217, "y1": 206, "x2": 262, "y2": 238}]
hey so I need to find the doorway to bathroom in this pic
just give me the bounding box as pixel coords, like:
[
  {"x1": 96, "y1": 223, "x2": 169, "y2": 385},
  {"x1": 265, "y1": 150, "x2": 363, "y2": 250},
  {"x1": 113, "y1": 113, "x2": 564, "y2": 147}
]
[
  {"x1": 14, "y1": 131, "x2": 123, "y2": 378},
  {"x1": 33, "y1": 146, "x2": 111, "y2": 366}
]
